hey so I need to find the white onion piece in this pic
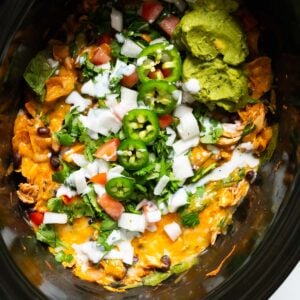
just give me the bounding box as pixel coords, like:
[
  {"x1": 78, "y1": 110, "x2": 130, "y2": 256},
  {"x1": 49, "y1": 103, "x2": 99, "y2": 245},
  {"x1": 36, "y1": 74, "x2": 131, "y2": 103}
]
[
  {"x1": 113, "y1": 87, "x2": 138, "y2": 119},
  {"x1": 121, "y1": 39, "x2": 143, "y2": 58},
  {"x1": 111, "y1": 8, "x2": 123, "y2": 32},
  {"x1": 93, "y1": 184, "x2": 106, "y2": 198},
  {"x1": 106, "y1": 230, "x2": 122, "y2": 245},
  {"x1": 149, "y1": 37, "x2": 167, "y2": 45},
  {"x1": 81, "y1": 72, "x2": 111, "y2": 98},
  {"x1": 173, "y1": 136, "x2": 199, "y2": 155},
  {"x1": 172, "y1": 155, "x2": 194, "y2": 181},
  {"x1": 104, "y1": 249, "x2": 123, "y2": 260},
  {"x1": 158, "y1": 202, "x2": 169, "y2": 215},
  {"x1": 166, "y1": 127, "x2": 177, "y2": 146},
  {"x1": 79, "y1": 108, "x2": 122, "y2": 137},
  {"x1": 65, "y1": 91, "x2": 91, "y2": 112},
  {"x1": 146, "y1": 223, "x2": 157, "y2": 232},
  {"x1": 168, "y1": 188, "x2": 188, "y2": 213},
  {"x1": 107, "y1": 165, "x2": 124, "y2": 180},
  {"x1": 154, "y1": 175, "x2": 170, "y2": 195},
  {"x1": 143, "y1": 202, "x2": 161, "y2": 223},
  {"x1": 182, "y1": 78, "x2": 201, "y2": 94},
  {"x1": 56, "y1": 185, "x2": 77, "y2": 198},
  {"x1": 115, "y1": 33, "x2": 125, "y2": 43},
  {"x1": 118, "y1": 213, "x2": 146, "y2": 232},
  {"x1": 164, "y1": 222, "x2": 182, "y2": 241},
  {"x1": 70, "y1": 154, "x2": 89, "y2": 167},
  {"x1": 174, "y1": 104, "x2": 193, "y2": 118},
  {"x1": 43, "y1": 212, "x2": 68, "y2": 224},
  {"x1": 73, "y1": 242, "x2": 105, "y2": 264},
  {"x1": 117, "y1": 240, "x2": 134, "y2": 265},
  {"x1": 136, "y1": 199, "x2": 149, "y2": 211},
  {"x1": 73, "y1": 169, "x2": 88, "y2": 195}
]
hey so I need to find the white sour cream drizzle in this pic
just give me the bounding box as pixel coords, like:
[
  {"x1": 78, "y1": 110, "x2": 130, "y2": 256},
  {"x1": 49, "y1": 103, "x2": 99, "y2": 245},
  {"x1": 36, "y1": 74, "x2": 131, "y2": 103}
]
[{"x1": 186, "y1": 148, "x2": 260, "y2": 193}]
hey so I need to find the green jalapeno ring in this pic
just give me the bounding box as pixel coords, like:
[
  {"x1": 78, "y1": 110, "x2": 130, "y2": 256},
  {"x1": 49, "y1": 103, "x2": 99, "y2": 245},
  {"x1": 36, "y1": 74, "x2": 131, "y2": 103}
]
[
  {"x1": 105, "y1": 177, "x2": 135, "y2": 200},
  {"x1": 138, "y1": 80, "x2": 178, "y2": 115},
  {"x1": 118, "y1": 138, "x2": 149, "y2": 170},
  {"x1": 137, "y1": 42, "x2": 181, "y2": 83},
  {"x1": 123, "y1": 109, "x2": 160, "y2": 144}
]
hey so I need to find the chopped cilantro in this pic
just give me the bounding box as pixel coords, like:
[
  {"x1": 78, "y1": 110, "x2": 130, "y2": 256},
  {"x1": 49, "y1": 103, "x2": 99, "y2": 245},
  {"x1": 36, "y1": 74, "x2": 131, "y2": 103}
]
[
  {"x1": 36, "y1": 224, "x2": 61, "y2": 248},
  {"x1": 180, "y1": 211, "x2": 200, "y2": 228}
]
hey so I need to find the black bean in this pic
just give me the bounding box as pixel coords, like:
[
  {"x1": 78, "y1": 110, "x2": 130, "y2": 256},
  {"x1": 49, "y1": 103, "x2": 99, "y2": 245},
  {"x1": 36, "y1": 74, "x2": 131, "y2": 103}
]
[
  {"x1": 37, "y1": 126, "x2": 50, "y2": 137},
  {"x1": 50, "y1": 155, "x2": 60, "y2": 169},
  {"x1": 160, "y1": 255, "x2": 171, "y2": 271},
  {"x1": 13, "y1": 152, "x2": 22, "y2": 169},
  {"x1": 245, "y1": 170, "x2": 256, "y2": 183}
]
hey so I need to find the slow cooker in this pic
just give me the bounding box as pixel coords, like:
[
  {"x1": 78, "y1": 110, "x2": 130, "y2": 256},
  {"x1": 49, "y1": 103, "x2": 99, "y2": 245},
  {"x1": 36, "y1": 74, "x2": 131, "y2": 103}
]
[{"x1": 0, "y1": 0, "x2": 299, "y2": 299}]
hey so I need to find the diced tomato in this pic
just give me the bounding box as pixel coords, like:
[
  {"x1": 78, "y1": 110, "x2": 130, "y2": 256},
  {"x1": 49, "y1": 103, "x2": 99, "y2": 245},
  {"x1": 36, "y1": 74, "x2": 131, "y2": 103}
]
[
  {"x1": 141, "y1": 1, "x2": 164, "y2": 23},
  {"x1": 159, "y1": 15, "x2": 180, "y2": 36},
  {"x1": 159, "y1": 114, "x2": 173, "y2": 129},
  {"x1": 121, "y1": 69, "x2": 139, "y2": 88},
  {"x1": 98, "y1": 33, "x2": 113, "y2": 45},
  {"x1": 161, "y1": 68, "x2": 172, "y2": 78},
  {"x1": 97, "y1": 194, "x2": 125, "y2": 220},
  {"x1": 62, "y1": 195, "x2": 73, "y2": 204},
  {"x1": 28, "y1": 211, "x2": 44, "y2": 226},
  {"x1": 94, "y1": 138, "x2": 120, "y2": 161},
  {"x1": 91, "y1": 43, "x2": 111, "y2": 65},
  {"x1": 90, "y1": 173, "x2": 107, "y2": 185}
]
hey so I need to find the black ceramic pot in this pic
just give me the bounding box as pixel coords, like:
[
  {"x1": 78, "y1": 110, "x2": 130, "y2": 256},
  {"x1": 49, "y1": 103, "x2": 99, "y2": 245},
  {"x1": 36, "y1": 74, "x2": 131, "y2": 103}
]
[{"x1": 0, "y1": 1, "x2": 299, "y2": 299}]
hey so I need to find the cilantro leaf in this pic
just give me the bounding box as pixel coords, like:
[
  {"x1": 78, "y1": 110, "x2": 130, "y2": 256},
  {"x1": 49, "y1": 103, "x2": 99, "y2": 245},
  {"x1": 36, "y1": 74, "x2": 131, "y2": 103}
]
[
  {"x1": 199, "y1": 115, "x2": 223, "y2": 144},
  {"x1": 97, "y1": 231, "x2": 114, "y2": 251},
  {"x1": 52, "y1": 162, "x2": 75, "y2": 183},
  {"x1": 36, "y1": 224, "x2": 60, "y2": 248},
  {"x1": 55, "y1": 251, "x2": 73, "y2": 263},
  {"x1": 180, "y1": 211, "x2": 200, "y2": 228},
  {"x1": 24, "y1": 50, "x2": 58, "y2": 99}
]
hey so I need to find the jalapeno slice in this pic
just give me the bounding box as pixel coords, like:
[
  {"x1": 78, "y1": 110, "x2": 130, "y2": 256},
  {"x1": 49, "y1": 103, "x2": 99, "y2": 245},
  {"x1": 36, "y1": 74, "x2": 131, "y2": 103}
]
[
  {"x1": 105, "y1": 177, "x2": 135, "y2": 200},
  {"x1": 123, "y1": 109, "x2": 159, "y2": 144},
  {"x1": 118, "y1": 139, "x2": 149, "y2": 170},
  {"x1": 138, "y1": 80, "x2": 177, "y2": 115},
  {"x1": 137, "y1": 42, "x2": 181, "y2": 83}
]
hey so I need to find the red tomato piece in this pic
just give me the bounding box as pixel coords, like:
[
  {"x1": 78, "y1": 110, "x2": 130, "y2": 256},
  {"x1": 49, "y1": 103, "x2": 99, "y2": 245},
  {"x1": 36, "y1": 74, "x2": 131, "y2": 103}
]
[
  {"x1": 121, "y1": 69, "x2": 139, "y2": 88},
  {"x1": 91, "y1": 43, "x2": 111, "y2": 65},
  {"x1": 159, "y1": 114, "x2": 173, "y2": 129},
  {"x1": 97, "y1": 194, "x2": 125, "y2": 220},
  {"x1": 29, "y1": 211, "x2": 44, "y2": 226},
  {"x1": 62, "y1": 195, "x2": 73, "y2": 204},
  {"x1": 159, "y1": 15, "x2": 180, "y2": 36},
  {"x1": 98, "y1": 33, "x2": 113, "y2": 45},
  {"x1": 141, "y1": 1, "x2": 164, "y2": 23},
  {"x1": 90, "y1": 173, "x2": 108, "y2": 185},
  {"x1": 94, "y1": 138, "x2": 120, "y2": 161}
]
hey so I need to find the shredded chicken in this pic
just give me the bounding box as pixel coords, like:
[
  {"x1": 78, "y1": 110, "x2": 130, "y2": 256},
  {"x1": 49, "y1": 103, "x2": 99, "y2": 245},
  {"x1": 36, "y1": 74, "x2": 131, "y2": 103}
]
[{"x1": 17, "y1": 183, "x2": 39, "y2": 204}]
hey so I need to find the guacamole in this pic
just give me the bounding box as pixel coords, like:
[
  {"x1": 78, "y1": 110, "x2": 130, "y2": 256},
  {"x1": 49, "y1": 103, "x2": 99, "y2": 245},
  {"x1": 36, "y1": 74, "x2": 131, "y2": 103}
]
[
  {"x1": 173, "y1": 8, "x2": 248, "y2": 66},
  {"x1": 187, "y1": 0, "x2": 239, "y2": 12},
  {"x1": 183, "y1": 56, "x2": 249, "y2": 111}
]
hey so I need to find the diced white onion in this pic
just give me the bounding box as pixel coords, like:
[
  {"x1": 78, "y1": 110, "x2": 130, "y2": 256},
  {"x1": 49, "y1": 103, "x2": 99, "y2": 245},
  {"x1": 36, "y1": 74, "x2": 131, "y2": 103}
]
[
  {"x1": 56, "y1": 185, "x2": 77, "y2": 198},
  {"x1": 168, "y1": 188, "x2": 188, "y2": 213},
  {"x1": 81, "y1": 72, "x2": 111, "y2": 98},
  {"x1": 111, "y1": 8, "x2": 123, "y2": 32},
  {"x1": 107, "y1": 165, "x2": 124, "y2": 180},
  {"x1": 143, "y1": 202, "x2": 161, "y2": 223},
  {"x1": 154, "y1": 175, "x2": 170, "y2": 195},
  {"x1": 182, "y1": 78, "x2": 200, "y2": 94},
  {"x1": 65, "y1": 91, "x2": 91, "y2": 112},
  {"x1": 146, "y1": 223, "x2": 157, "y2": 232},
  {"x1": 113, "y1": 87, "x2": 138, "y2": 119},
  {"x1": 73, "y1": 242, "x2": 105, "y2": 264},
  {"x1": 136, "y1": 199, "x2": 149, "y2": 211},
  {"x1": 172, "y1": 154, "x2": 194, "y2": 181},
  {"x1": 79, "y1": 108, "x2": 122, "y2": 137},
  {"x1": 73, "y1": 169, "x2": 88, "y2": 195},
  {"x1": 104, "y1": 249, "x2": 123, "y2": 260},
  {"x1": 117, "y1": 240, "x2": 134, "y2": 265},
  {"x1": 164, "y1": 222, "x2": 182, "y2": 241},
  {"x1": 118, "y1": 213, "x2": 146, "y2": 232},
  {"x1": 47, "y1": 58, "x2": 59, "y2": 68},
  {"x1": 70, "y1": 154, "x2": 89, "y2": 167},
  {"x1": 158, "y1": 202, "x2": 169, "y2": 215},
  {"x1": 106, "y1": 230, "x2": 122, "y2": 245},
  {"x1": 166, "y1": 127, "x2": 177, "y2": 146},
  {"x1": 182, "y1": 91, "x2": 195, "y2": 104},
  {"x1": 115, "y1": 33, "x2": 125, "y2": 43},
  {"x1": 173, "y1": 136, "x2": 199, "y2": 155},
  {"x1": 174, "y1": 105, "x2": 200, "y2": 140},
  {"x1": 121, "y1": 39, "x2": 143, "y2": 58},
  {"x1": 43, "y1": 212, "x2": 68, "y2": 224},
  {"x1": 93, "y1": 184, "x2": 106, "y2": 198},
  {"x1": 149, "y1": 37, "x2": 167, "y2": 45}
]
